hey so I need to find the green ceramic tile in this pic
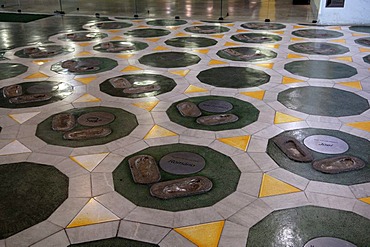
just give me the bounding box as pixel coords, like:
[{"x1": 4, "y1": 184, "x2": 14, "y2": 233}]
[
  {"x1": 51, "y1": 57, "x2": 118, "y2": 75},
  {"x1": 184, "y1": 25, "x2": 229, "y2": 34},
  {"x1": 93, "y1": 41, "x2": 148, "y2": 53},
  {"x1": 0, "y1": 63, "x2": 28, "y2": 80},
  {"x1": 217, "y1": 47, "x2": 277, "y2": 62},
  {"x1": 355, "y1": 37, "x2": 370, "y2": 47},
  {"x1": 146, "y1": 19, "x2": 187, "y2": 26},
  {"x1": 139, "y1": 52, "x2": 200, "y2": 68},
  {"x1": 165, "y1": 37, "x2": 217, "y2": 48},
  {"x1": 231, "y1": 33, "x2": 282, "y2": 44},
  {"x1": 85, "y1": 21, "x2": 132, "y2": 29},
  {"x1": 349, "y1": 26, "x2": 370, "y2": 34},
  {"x1": 14, "y1": 45, "x2": 74, "y2": 58},
  {"x1": 288, "y1": 42, "x2": 349, "y2": 55},
  {"x1": 69, "y1": 237, "x2": 158, "y2": 247},
  {"x1": 241, "y1": 22, "x2": 286, "y2": 30},
  {"x1": 124, "y1": 28, "x2": 171, "y2": 38},
  {"x1": 292, "y1": 29, "x2": 343, "y2": 38}
]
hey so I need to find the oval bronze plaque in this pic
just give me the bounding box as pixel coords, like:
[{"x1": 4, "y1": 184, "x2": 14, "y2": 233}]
[{"x1": 77, "y1": 112, "x2": 115, "y2": 127}]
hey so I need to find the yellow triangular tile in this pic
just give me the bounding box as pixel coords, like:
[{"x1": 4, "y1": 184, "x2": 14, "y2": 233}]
[
  {"x1": 359, "y1": 47, "x2": 370, "y2": 53},
  {"x1": 137, "y1": 25, "x2": 149, "y2": 28},
  {"x1": 218, "y1": 135, "x2": 251, "y2": 151},
  {"x1": 210, "y1": 34, "x2": 225, "y2": 39},
  {"x1": 176, "y1": 32, "x2": 189, "y2": 37},
  {"x1": 192, "y1": 22, "x2": 203, "y2": 25},
  {"x1": 185, "y1": 85, "x2": 208, "y2": 93},
  {"x1": 293, "y1": 25, "x2": 306, "y2": 29},
  {"x1": 76, "y1": 51, "x2": 92, "y2": 57},
  {"x1": 208, "y1": 59, "x2": 227, "y2": 65},
  {"x1": 224, "y1": 41, "x2": 239, "y2": 47},
  {"x1": 352, "y1": 33, "x2": 367, "y2": 37},
  {"x1": 168, "y1": 26, "x2": 180, "y2": 30},
  {"x1": 237, "y1": 29, "x2": 247, "y2": 33},
  {"x1": 264, "y1": 44, "x2": 280, "y2": 49},
  {"x1": 329, "y1": 26, "x2": 341, "y2": 30},
  {"x1": 338, "y1": 81, "x2": 362, "y2": 90},
  {"x1": 32, "y1": 60, "x2": 51, "y2": 65},
  {"x1": 346, "y1": 121, "x2": 370, "y2": 132},
  {"x1": 116, "y1": 54, "x2": 134, "y2": 59},
  {"x1": 131, "y1": 20, "x2": 143, "y2": 23},
  {"x1": 78, "y1": 43, "x2": 91, "y2": 47},
  {"x1": 259, "y1": 174, "x2": 301, "y2": 197},
  {"x1": 74, "y1": 93, "x2": 100, "y2": 103},
  {"x1": 193, "y1": 49, "x2": 209, "y2": 54},
  {"x1": 75, "y1": 76, "x2": 97, "y2": 85},
  {"x1": 240, "y1": 90, "x2": 265, "y2": 100},
  {"x1": 273, "y1": 31, "x2": 285, "y2": 35},
  {"x1": 111, "y1": 36, "x2": 124, "y2": 40},
  {"x1": 287, "y1": 53, "x2": 305, "y2": 59},
  {"x1": 359, "y1": 197, "x2": 370, "y2": 205},
  {"x1": 132, "y1": 100, "x2": 159, "y2": 111},
  {"x1": 153, "y1": 46, "x2": 169, "y2": 51},
  {"x1": 67, "y1": 198, "x2": 120, "y2": 228},
  {"x1": 70, "y1": 153, "x2": 109, "y2": 171},
  {"x1": 256, "y1": 63, "x2": 274, "y2": 69},
  {"x1": 175, "y1": 221, "x2": 225, "y2": 247},
  {"x1": 170, "y1": 69, "x2": 190, "y2": 77},
  {"x1": 121, "y1": 65, "x2": 143, "y2": 72},
  {"x1": 334, "y1": 56, "x2": 352, "y2": 62},
  {"x1": 274, "y1": 112, "x2": 303, "y2": 124},
  {"x1": 146, "y1": 38, "x2": 160, "y2": 42},
  {"x1": 24, "y1": 72, "x2": 48, "y2": 79},
  {"x1": 144, "y1": 125, "x2": 178, "y2": 139},
  {"x1": 330, "y1": 39, "x2": 346, "y2": 44},
  {"x1": 107, "y1": 29, "x2": 121, "y2": 33},
  {"x1": 291, "y1": 37, "x2": 306, "y2": 42},
  {"x1": 0, "y1": 140, "x2": 31, "y2": 156},
  {"x1": 282, "y1": 76, "x2": 305, "y2": 84},
  {"x1": 225, "y1": 23, "x2": 234, "y2": 27},
  {"x1": 9, "y1": 112, "x2": 40, "y2": 124}
]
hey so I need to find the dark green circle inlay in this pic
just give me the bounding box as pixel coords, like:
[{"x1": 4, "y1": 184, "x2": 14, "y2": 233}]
[
  {"x1": 288, "y1": 42, "x2": 349, "y2": 55},
  {"x1": 113, "y1": 144, "x2": 241, "y2": 211},
  {"x1": 292, "y1": 29, "x2": 343, "y2": 39},
  {"x1": 15, "y1": 45, "x2": 74, "y2": 58},
  {"x1": 217, "y1": 47, "x2": 277, "y2": 62},
  {"x1": 167, "y1": 96, "x2": 259, "y2": 131},
  {"x1": 349, "y1": 26, "x2": 370, "y2": 34},
  {"x1": 0, "y1": 81, "x2": 73, "y2": 108},
  {"x1": 69, "y1": 237, "x2": 158, "y2": 247},
  {"x1": 278, "y1": 86, "x2": 369, "y2": 117},
  {"x1": 231, "y1": 33, "x2": 282, "y2": 44},
  {"x1": 58, "y1": 32, "x2": 108, "y2": 42},
  {"x1": 246, "y1": 206, "x2": 370, "y2": 247},
  {"x1": 0, "y1": 63, "x2": 28, "y2": 80},
  {"x1": 184, "y1": 25, "x2": 230, "y2": 34},
  {"x1": 241, "y1": 22, "x2": 286, "y2": 30},
  {"x1": 100, "y1": 74, "x2": 177, "y2": 98},
  {"x1": 124, "y1": 28, "x2": 171, "y2": 38},
  {"x1": 36, "y1": 106, "x2": 138, "y2": 147},
  {"x1": 0, "y1": 162, "x2": 68, "y2": 239},
  {"x1": 165, "y1": 37, "x2": 217, "y2": 48},
  {"x1": 197, "y1": 66, "x2": 270, "y2": 88},
  {"x1": 87, "y1": 21, "x2": 132, "y2": 29},
  {"x1": 284, "y1": 60, "x2": 357, "y2": 79},
  {"x1": 146, "y1": 19, "x2": 187, "y2": 26},
  {"x1": 93, "y1": 41, "x2": 148, "y2": 53},
  {"x1": 267, "y1": 128, "x2": 370, "y2": 185},
  {"x1": 51, "y1": 57, "x2": 118, "y2": 75},
  {"x1": 355, "y1": 37, "x2": 370, "y2": 47},
  {"x1": 363, "y1": 54, "x2": 370, "y2": 64},
  {"x1": 139, "y1": 52, "x2": 200, "y2": 68}
]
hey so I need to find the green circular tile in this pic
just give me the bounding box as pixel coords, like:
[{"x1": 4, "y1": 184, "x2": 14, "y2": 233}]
[
  {"x1": 139, "y1": 52, "x2": 200, "y2": 68},
  {"x1": 165, "y1": 37, "x2": 217, "y2": 48},
  {"x1": 124, "y1": 28, "x2": 171, "y2": 38},
  {"x1": 86, "y1": 21, "x2": 132, "y2": 29},
  {"x1": 93, "y1": 41, "x2": 148, "y2": 53},
  {"x1": 0, "y1": 162, "x2": 68, "y2": 239},
  {"x1": 113, "y1": 143, "x2": 241, "y2": 211},
  {"x1": 231, "y1": 33, "x2": 282, "y2": 44},
  {"x1": 241, "y1": 22, "x2": 286, "y2": 30},
  {"x1": 349, "y1": 26, "x2": 370, "y2": 34},
  {"x1": 363, "y1": 54, "x2": 370, "y2": 64},
  {"x1": 284, "y1": 60, "x2": 357, "y2": 79},
  {"x1": 69, "y1": 237, "x2": 158, "y2": 247},
  {"x1": 217, "y1": 47, "x2": 277, "y2": 62},
  {"x1": 247, "y1": 206, "x2": 370, "y2": 247},
  {"x1": 184, "y1": 25, "x2": 230, "y2": 34},
  {"x1": 288, "y1": 42, "x2": 349, "y2": 55},
  {"x1": 100, "y1": 73, "x2": 177, "y2": 98},
  {"x1": 292, "y1": 29, "x2": 343, "y2": 38},
  {"x1": 0, "y1": 63, "x2": 28, "y2": 80},
  {"x1": 355, "y1": 37, "x2": 370, "y2": 47},
  {"x1": 146, "y1": 19, "x2": 187, "y2": 26},
  {"x1": 0, "y1": 81, "x2": 73, "y2": 109},
  {"x1": 58, "y1": 32, "x2": 108, "y2": 42},
  {"x1": 167, "y1": 96, "x2": 259, "y2": 131},
  {"x1": 36, "y1": 106, "x2": 138, "y2": 147},
  {"x1": 51, "y1": 57, "x2": 118, "y2": 75},
  {"x1": 15, "y1": 45, "x2": 74, "y2": 58},
  {"x1": 278, "y1": 86, "x2": 369, "y2": 117},
  {"x1": 267, "y1": 128, "x2": 370, "y2": 185},
  {"x1": 197, "y1": 66, "x2": 270, "y2": 88}
]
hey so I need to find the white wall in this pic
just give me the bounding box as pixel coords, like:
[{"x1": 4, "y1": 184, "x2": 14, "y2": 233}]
[{"x1": 317, "y1": 0, "x2": 370, "y2": 25}]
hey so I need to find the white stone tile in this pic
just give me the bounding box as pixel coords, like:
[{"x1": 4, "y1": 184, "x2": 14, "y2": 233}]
[
  {"x1": 231, "y1": 153, "x2": 261, "y2": 173},
  {"x1": 306, "y1": 192, "x2": 356, "y2": 211},
  {"x1": 91, "y1": 172, "x2": 115, "y2": 196},
  {"x1": 249, "y1": 152, "x2": 279, "y2": 172},
  {"x1": 237, "y1": 172, "x2": 263, "y2": 197},
  {"x1": 48, "y1": 198, "x2": 89, "y2": 228},
  {"x1": 27, "y1": 153, "x2": 66, "y2": 166},
  {"x1": 254, "y1": 125, "x2": 283, "y2": 139},
  {"x1": 66, "y1": 221, "x2": 120, "y2": 244},
  {"x1": 94, "y1": 191, "x2": 136, "y2": 219},
  {"x1": 125, "y1": 207, "x2": 174, "y2": 228},
  {"x1": 353, "y1": 200, "x2": 370, "y2": 220},
  {"x1": 93, "y1": 153, "x2": 124, "y2": 173},
  {"x1": 31, "y1": 230, "x2": 70, "y2": 247},
  {"x1": 69, "y1": 174, "x2": 92, "y2": 198},
  {"x1": 118, "y1": 221, "x2": 171, "y2": 244},
  {"x1": 158, "y1": 230, "x2": 197, "y2": 247},
  {"x1": 350, "y1": 183, "x2": 370, "y2": 198},
  {"x1": 218, "y1": 221, "x2": 248, "y2": 247},
  {"x1": 262, "y1": 192, "x2": 310, "y2": 210},
  {"x1": 173, "y1": 207, "x2": 223, "y2": 227},
  {"x1": 267, "y1": 168, "x2": 309, "y2": 190},
  {"x1": 306, "y1": 181, "x2": 355, "y2": 198},
  {"x1": 55, "y1": 158, "x2": 90, "y2": 178},
  {"x1": 212, "y1": 191, "x2": 256, "y2": 219},
  {"x1": 247, "y1": 136, "x2": 268, "y2": 152}
]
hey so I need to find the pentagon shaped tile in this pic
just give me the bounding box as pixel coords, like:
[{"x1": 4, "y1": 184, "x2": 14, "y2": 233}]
[
  {"x1": 0, "y1": 63, "x2": 28, "y2": 80},
  {"x1": 241, "y1": 22, "x2": 286, "y2": 30},
  {"x1": 139, "y1": 52, "x2": 200, "y2": 68},
  {"x1": 165, "y1": 37, "x2": 217, "y2": 48},
  {"x1": 184, "y1": 25, "x2": 230, "y2": 34},
  {"x1": 146, "y1": 19, "x2": 187, "y2": 26},
  {"x1": 58, "y1": 32, "x2": 108, "y2": 42},
  {"x1": 124, "y1": 28, "x2": 171, "y2": 38},
  {"x1": 14, "y1": 45, "x2": 74, "y2": 58},
  {"x1": 51, "y1": 57, "x2": 118, "y2": 75},
  {"x1": 292, "y1": 29, "x2": 343, "y2": 39},
  {"x1": 85, "y1": 21, "x2": 132, "y2": 30},
  {"x1": 231, "y1": 33, "x2": 282, "y2": 44},
  {"x1": 93, "y1": 41, "x2": 148, "y2": 53},
  {"x1": 217, "y1": 47, "x2": 277, "y2": 62},
  {"x1": 355, "y1": 37, "x2": 370, "y2": 47},
  {"x1": 288, "y1": 42, "x2": 349, "y2": 55}
]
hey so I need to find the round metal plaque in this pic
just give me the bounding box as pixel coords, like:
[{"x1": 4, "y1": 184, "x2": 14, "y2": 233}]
[
  {"x1": 77, "y1": 112, "x2": 115, "y2": 127},
  {"x1": 303, "y1": 135, "x2": 349, "y2": 154},
  {"x1": 159, "y1": 152, "x2": 206, "y2": 175},
  {"x1": 198, "y1": 100, "x2": 233, "y2": 113},
  {"x1": 304, "y1": 237, "x2": 357, "y2": 247},
  {"x1": 27, "y1": 84, "x2": 59, "y2": 94}
]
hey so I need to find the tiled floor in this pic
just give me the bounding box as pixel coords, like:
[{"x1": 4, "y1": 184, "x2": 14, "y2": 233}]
[{"x1": 0, "y1": 8, "x2": 370, "y2": 247}]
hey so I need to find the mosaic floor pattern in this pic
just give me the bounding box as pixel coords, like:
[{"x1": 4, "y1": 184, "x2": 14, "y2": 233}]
[{"x1": 0, "y1": 16, "x2": 370, "y2": 247}]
